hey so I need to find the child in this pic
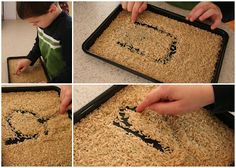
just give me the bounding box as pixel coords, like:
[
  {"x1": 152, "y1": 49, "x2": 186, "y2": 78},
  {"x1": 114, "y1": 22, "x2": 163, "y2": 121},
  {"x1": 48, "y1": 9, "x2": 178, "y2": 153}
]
[
  {"x1": 121, "y1": 2, "x2": 234, "y2": 30},
  {"x1": 16, "y1": 2, "x2": 72, "y2": 83}
]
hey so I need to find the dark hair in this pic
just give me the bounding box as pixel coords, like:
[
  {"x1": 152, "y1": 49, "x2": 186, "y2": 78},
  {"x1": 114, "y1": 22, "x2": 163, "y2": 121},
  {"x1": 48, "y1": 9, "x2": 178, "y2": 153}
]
[{"x1": 16, "y1": 2, "x2": 56, "y2": 19}]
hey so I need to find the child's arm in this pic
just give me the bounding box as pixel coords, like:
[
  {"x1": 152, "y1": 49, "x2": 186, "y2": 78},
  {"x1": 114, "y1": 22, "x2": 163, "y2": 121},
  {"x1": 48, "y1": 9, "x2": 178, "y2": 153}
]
[
  {"x1": 121, "y1": 2, "x2": 147, "y2": 23},
  {"x1": 186, "y1": 2, "x2": 222, "y2": 30},
  {"x1": 15, "y1": 35, "x2": 41, "y2": 75},
  {"x1": 136, "y1": 85, "x2": 215, "y2": 115},
  {"x1": 59, "y1": 85, "x2": 72, "y2": 114},
  {"x1": 26, "y1": 35, "x2": 42, "y2": 64},
  {"x1": 213, "y1": 2, "x2": 234, "y2": 22},
  {"x1": 211, "y1": 85, "x2": 234, "y2": 112}
]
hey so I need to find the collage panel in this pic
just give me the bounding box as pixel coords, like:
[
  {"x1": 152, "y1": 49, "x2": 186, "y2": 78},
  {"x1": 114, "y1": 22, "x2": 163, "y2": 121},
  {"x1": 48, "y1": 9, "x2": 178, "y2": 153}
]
[
  {"x1": 74, "y1": 1, "x2": 234, "y2": 83},
  {"x1": 2, "y1": 1, "x2": 72, "y2": 83},
  {"x1": 0, "y1": 0, "x2": 235, "y2": 167},
  {"x1": 73, "y1": 84, "x2": 234, "y2": 166},
  {"x1": 2, "y1": 85, "x2": 72, "y2": 166}
]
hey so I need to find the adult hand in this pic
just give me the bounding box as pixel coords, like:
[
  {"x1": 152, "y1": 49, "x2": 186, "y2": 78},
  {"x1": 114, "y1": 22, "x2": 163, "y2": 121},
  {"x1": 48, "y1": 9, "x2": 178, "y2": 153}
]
[
  {"x1": 136, "y1": 85, "x2": 214, "y2": 115},
  {"x1": 60, "y1": 85, "x2": 72, "y2": 114},
  {"x1": 186, "y1": 2, "x2": 222, "y2": 30},
  {"x1": 121, "y1": 2, "x2": 147, "y2": 23}
]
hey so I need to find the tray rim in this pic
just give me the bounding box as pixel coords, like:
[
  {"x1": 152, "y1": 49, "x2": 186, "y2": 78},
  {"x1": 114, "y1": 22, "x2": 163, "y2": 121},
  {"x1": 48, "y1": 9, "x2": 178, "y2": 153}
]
[
  {"x1": 2, "y1": 85, "x2": 60, "y2": 94},
  {"x1": 73, "y1": 85, "x2": 126, "y2": 124}
]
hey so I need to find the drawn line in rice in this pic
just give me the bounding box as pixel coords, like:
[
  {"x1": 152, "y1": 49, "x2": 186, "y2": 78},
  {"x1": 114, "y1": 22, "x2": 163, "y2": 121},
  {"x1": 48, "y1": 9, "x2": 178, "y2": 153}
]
[
  {"x1": 116, "y1": 21, "x2": 177, "y2": 64},
  {"x1": 113, "y1": 106, "x2": 172, "y2": 153},
  {"x1": 5, "y1": 110, "x2": 56, "y2": 145}
]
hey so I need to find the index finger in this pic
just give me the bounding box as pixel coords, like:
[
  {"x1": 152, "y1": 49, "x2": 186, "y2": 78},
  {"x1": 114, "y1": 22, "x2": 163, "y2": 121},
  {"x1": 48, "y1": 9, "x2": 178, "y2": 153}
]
[
  {"x1": 136, "y1": 87, "x2": 163, "y2": 112},
  {"x1": 15, "y1": 69, "x2": 20, "y2": 75},
  {"x1": 187, "y1": 2, "x2": 208, "y2": 21},
  {"x1": 60, "y1": 87, "x2": 66, "y2": 101},
  {"x1": 60, "y1": 97, "x2": 72, "y2": 114},
  {"x1": 131, "y1": 2, "x2": 142, "y2": 23},
  {"x1": 16, "y1": 66, "x2": 23, "y2": 75}
]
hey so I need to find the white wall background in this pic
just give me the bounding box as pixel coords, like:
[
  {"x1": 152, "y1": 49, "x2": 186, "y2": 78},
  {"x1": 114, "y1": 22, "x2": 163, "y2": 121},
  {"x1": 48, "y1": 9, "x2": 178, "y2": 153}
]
[{"x1": 3, "y1": 2, "x2": 17, "y2": 20}]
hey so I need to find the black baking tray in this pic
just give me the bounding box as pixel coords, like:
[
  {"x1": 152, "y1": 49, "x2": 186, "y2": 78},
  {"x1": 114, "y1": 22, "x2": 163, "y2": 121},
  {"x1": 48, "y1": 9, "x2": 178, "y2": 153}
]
[
  {"x1": 74, "y1": 85, "x2": 234, "y2": 165},
  {"x1": 7, "y1": 56, "x2": 50, "y2": 83},
  {"x1": 2, "y1": 86, "x2": 72, "y2": 165},
  {"x1": 82, "y1": 4, "x2": 229, "y2": 83}
]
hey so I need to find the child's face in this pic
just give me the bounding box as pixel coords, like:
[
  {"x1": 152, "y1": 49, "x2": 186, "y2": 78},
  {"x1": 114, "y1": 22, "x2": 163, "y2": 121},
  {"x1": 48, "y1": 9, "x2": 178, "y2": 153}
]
[
  {"x1": 26, "y1": 13, "x2": 53, "y2": 28},
  {"x1": 25, "y1": 4, "x2": 58, "y2": 28}
]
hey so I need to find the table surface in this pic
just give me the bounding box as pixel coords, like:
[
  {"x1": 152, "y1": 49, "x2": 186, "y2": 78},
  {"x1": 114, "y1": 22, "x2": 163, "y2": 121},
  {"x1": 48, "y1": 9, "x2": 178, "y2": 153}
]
[
  {"x1": 74, "y1": 2, "x2": 234, "y2": 83},
  {"x1": 73, "y1": 85, "x2": 112, "y2": 112}
]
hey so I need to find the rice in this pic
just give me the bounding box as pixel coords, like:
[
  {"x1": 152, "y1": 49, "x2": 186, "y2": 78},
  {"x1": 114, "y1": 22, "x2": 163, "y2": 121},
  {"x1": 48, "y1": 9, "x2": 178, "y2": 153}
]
[
  {"x1": 8, "y1": 58, "x2": 48, "y2": 83},
  {"x1": 74, "y1": 85, "x2": 234, "y2": 166},
  {"x1": 90, "y1": 11, "x2": 222, "y2": 83},
  {"x1": 2, "y1": 90, "x2": 72, "y2": 166}
]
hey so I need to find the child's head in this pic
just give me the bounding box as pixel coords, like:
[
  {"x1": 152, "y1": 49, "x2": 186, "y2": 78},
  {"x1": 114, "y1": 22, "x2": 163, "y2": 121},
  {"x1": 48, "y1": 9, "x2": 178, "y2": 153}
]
[{"x1": 17, "y1": 2, "x2": 61, "y2": 28}]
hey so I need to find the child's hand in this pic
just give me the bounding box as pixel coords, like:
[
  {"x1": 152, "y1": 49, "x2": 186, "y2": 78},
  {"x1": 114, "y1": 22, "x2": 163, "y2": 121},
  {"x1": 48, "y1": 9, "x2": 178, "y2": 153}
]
[
  {"x1": 16, "y1": 59, "x2": 32, "y2": 75},
  {"x1": 186, "y1": 2, "x2": 222, "y2": 30},
  {"x1": 59, "y1": 85, "x2": 72, "y2": 114},
  {"x1": 136, "y1": 85, "x2": 214, "y2": 115},
  {"x1": 121, "y1": 2, "x2": 147, "y2": 23}
]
